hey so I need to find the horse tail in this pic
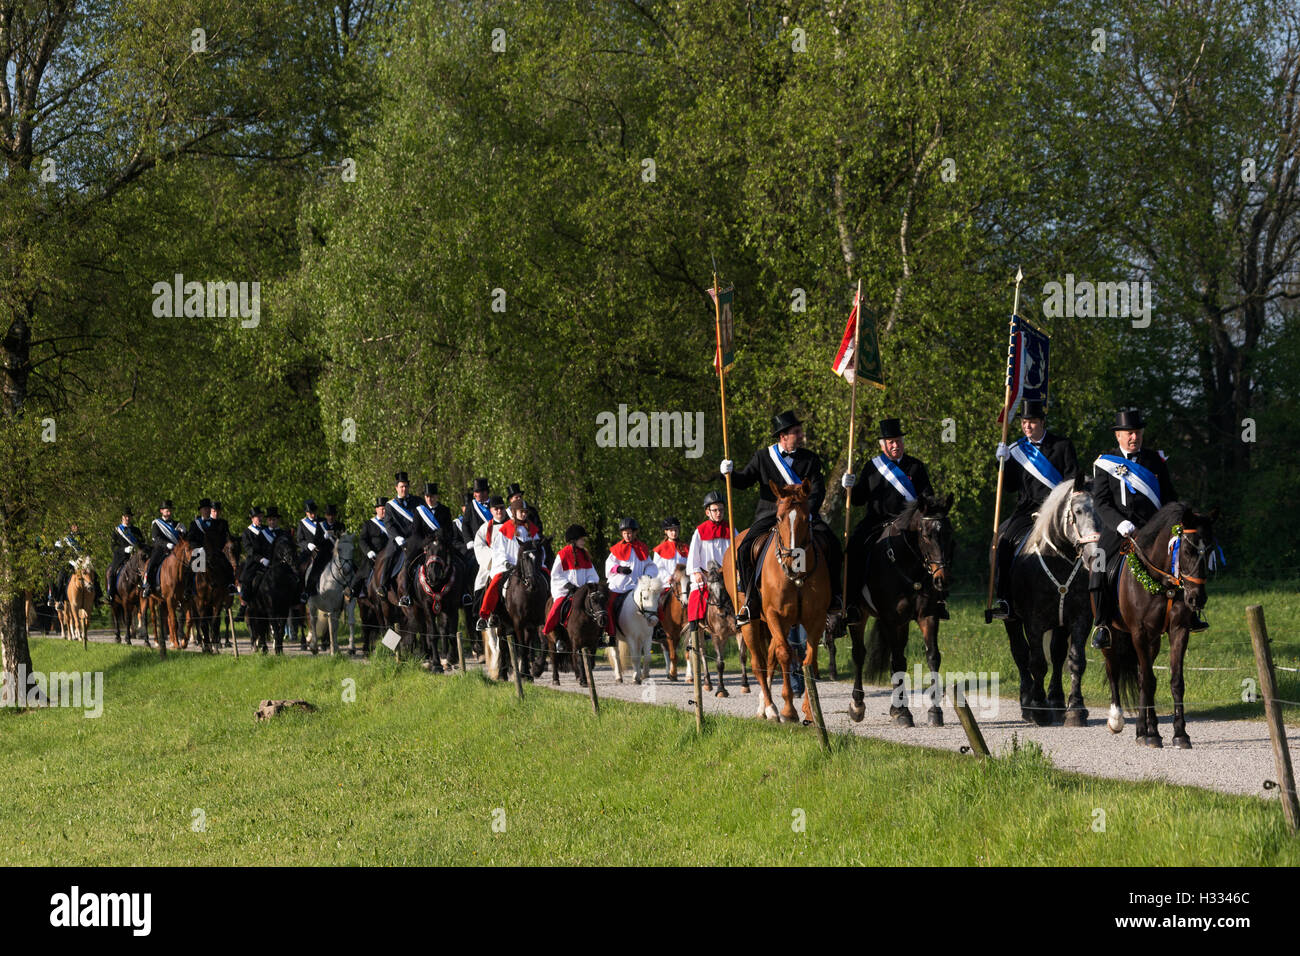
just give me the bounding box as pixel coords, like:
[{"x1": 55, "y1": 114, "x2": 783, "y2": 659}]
[
  {"x1": 1112, "y1": 635, "x2": 1140, "y2": 713},
  {"x1": 864, "y1": 619, "x2": 892, "y2": 683}
]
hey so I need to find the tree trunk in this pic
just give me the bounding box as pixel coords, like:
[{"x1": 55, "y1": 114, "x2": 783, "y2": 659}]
[{"x1": 2, "y1": 313, "x2": 34, "y2": 688}]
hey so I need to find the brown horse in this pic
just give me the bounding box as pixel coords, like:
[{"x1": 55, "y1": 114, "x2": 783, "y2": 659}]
[
  {"x1": 684, "y1": 564, "x2": 746, "y2": 697},
  {"x1": 1101, "y1": 503, "x2": 1219, "y2": 749},
  {"x1": 191, "y1": 521, "x2": 235, "y2": 654},
  {"x1": 59, "y1": 555, "x2": 95, "y2": 648},
  {"x1": 150, "y1": 539, "x2": 194, "y2": 650},
  {"x1": 658, "y1": 568, "x2": 689, "y2": 681},
  {"x1": 111, "y1": 549, "x2": 150, "y2": 645},
  {"x1": 545, "y1": 581, "x2": 611, "y2": 686},
  {"x1": 723, "y1": 482, "x2": 830, "y2": 723}
]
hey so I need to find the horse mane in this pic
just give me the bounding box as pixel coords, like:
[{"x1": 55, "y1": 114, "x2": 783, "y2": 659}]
[
  {"x1": 1022, "y1": 481, "x2": 1076, "y2": 554},
  {"x1": 1134, "y1": 501, "x2": 1190, "y2": 551},
  {"x1": 887, "y1": 499, "x2": 921, "y2": 532}
]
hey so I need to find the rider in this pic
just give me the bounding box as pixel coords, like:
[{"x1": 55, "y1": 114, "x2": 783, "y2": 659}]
[
  {"x1": 477, "y1": 498, "x2": 543, "y2": 630},
  {"x1": 380, "y1": 472, "x2": 422, "y2": 607},
  {"x1": 108, "y1": 507, "x2": 145, "y2": 598},
  {"x1": 54, "y1": 522, "x2": 103, "y2": 608},
  {"x1": 461, "y1": 477, "x2": 493, "y2": 547},
  {"x1": 234, "y1": 506, "x2": 275, "y2": 622},
  {"x1": 1088, "y1": 407, "x2": 1194, "y2": 648},
  {"x1": 722, "y1": 410, "x2": 847, "y2": 626},
  {"x1": 505, "y1": 482, "x2": 543, "y2": 534},
  {"x1": 297, "y1": 498, "x2": 330, "y2": 604},
  {"x1": 844, "y1": 418, "x2": 936, "y2": 617},
  {"x1": 651, "y1": 517, "x2": 688, "y2": 588},
  {"x1": 471, "y1": 496, "x2": 508, "y2": 623},
  {"x1": 990, "y1": 400, "x2": 1079, "y2": 621},
  {"x1": 416, "y1": 481, "x2": 456, "y2": 546},
  {"x1": 605, "y1": 517, "x2": 654, "y2": 643},
  {"x1": 684, "y1": 491, "x2": 732, "y2": 634},
  {"x1": 543, "y1": 523, "x2": 604, "y2": 639},
  {"x1": 346, "y1": 496, "x2": 390, "y2": 599},
  {"x1": 141, "y1": 499, "x2": 184, "y2": 599}
]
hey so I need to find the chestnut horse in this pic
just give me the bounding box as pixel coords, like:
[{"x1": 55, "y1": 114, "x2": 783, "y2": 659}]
[
  {"x1": 684, "y1": 564, "x2": 746, "y2": 697},
  {"x1": 60, "y1": 555, "x2": 95, "y2": 648},
  {"x1": 659, "y1": 569, "x2": 689, "y2": 681},
  {"x1": 111, "y1": 549, "x2": 150, "y2": 645},
  {"x1": 1101, "y1": 503, "x2": 1219, "y2": 749},
  {"x1": 722, "y1": 482, "x2": 830, "y2": 723},
  {"x1": 150, "y1": 539, "x2": 194, "y2": 650}
]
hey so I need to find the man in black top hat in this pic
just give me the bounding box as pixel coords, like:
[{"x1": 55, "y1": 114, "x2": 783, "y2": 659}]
[
  {"x1": 1087, "y1": 408, "x2": 1194, "y2": 647},
  {"x1": 345, "y1": 497, "x2": 390, "y2": 600},
  {"x1": 109, "y1": 507, "x2": 145, "y2": 598},
  {"x1": 381, "y1": 471, "x2": 423, "y2": 606},
  {"x1": 721, "y1": 410, "x2": 847, "y2": 626},
  {"x1": 296, "y1": 498, "x2": 334, "y2": 603},
  {"x1": 187, "y1": 498, "x2": 214, "y2": 546},
  {"x1": 235, "y1": 506, "x2": 274, "y2": 621},
  {"x1": 843, "y1": 418, "x2": 936, "y2": 614},
  {"x1": 142, "y1": 499, "x2": 184, "y2": 598},
  {"x1": 461, "y1": 477, "x2": 493, "y2": 547},
  {"x1": 415, "y1": 482, "x2": 457, "y2": 546},
  {"x1": 989, "y1": 400, "x2": 1080, "y2": 621}
]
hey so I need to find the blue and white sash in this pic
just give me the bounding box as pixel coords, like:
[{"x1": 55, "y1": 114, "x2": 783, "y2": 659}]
[
  {"x1": 260, "y1": 527, "x2": 275, "y2": 545},
  {"x1": 768, "y1": 445, "x2": 801, "y2": 485},
  {"x1": 387, "y1": 496, "x2": 413, "y2": 524},
  {"x1": 369, "y1": 516, "x2": 390, "y2": 538},
  {"x1": 1011, "y1": 439, "x2": 1063, "y2": 491},
  {"x1": 116, "y1": 524, "x2": 138, "y2": 546},
  {"x1": 299, "y1": 517, "x2": 318, "y2": 536},
  {"x1": 153, "y1": 518, "x2": 180, "y2": 543},
  {"x1": 472, "y1": 499, "x2": 491, "y2": 523},
  {"x1": 1094, "y1": 454, "x2": 1161, "y2": 509},
  {"x1": 417, "y1": 504, "x2": 441, "y2": 531},
  {"x1": 871, "y1": 454, "x2": 916, "y2": 502}
]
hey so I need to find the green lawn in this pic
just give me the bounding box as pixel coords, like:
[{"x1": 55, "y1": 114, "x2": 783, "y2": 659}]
[{"x1": 1, "y1": 637, "x2": 1296, "y2": 866}]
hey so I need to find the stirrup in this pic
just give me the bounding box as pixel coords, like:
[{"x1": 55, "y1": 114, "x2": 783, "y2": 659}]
[
  {"x1": 475, "y1": 616, "x2": 489, "y2": 631},
  {"x1": 1090, "y1": 624, "x2": 1111, "y2": 649},
  {"x1": 990, "y1": 600, "x2": 1012, "y2": 621},
  {"x1": 398, "y1": 595, "x2": 412, "y2": 607}
]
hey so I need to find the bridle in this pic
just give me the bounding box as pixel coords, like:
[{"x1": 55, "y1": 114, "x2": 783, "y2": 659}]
[
  {"x1": 1031, "y1": 491, "x2": 1101, "y2": 626},
  {"x1": 773, "y1": 501, "x2": 818, "y2": 585},
  {"x1": 1123, "y1": 521, "x2": 1216, "y2": 625}
]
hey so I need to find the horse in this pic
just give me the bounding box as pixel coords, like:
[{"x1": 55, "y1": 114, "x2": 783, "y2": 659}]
[
  {"x1": 487, "y1": 535, "x2": 550, "y2": 682},
  {"x1": 348, "y1": 549, "x2": 384, "y2": 655},
  {"x1": 546, "y1": 581, "x2": 611, "y2": 686},
  {"x1": 685, "y1": 563, "x2": 745, "y2": 697},
  {"x1": 410, "y1": 531, "x2": 467, "y2": 672},
  {"x1": 191, "y1": 520, "x2": 235, "y2": 654},
  {"x1": 150, "y1": 539, "x2": 194, "y2": 650},
  {"x1": 59, "y1": 555, "x2": 94, "y2": 648},
  {"x1": 245, "y1": 535, "x2": 302, "y2": 654},
  {"x1": 722, "y1": 481, "x2": 831, "y2": 723},
  {"x1": 1003, "y1": 476, "x2": 1102, "y2": 726},
  {"x1": 111, "y1": 549, "x2": 150, "y2": 645},
  {"x1": 307, "y1": 533, "x2": 356, "y2": 655},
  {"x1": 843, "y1": 491, "x2": 955, "y2": 728},
  {"x1": 658, "y1": 568, "x2": 689, "y2": 681},
  {"x1": 609, "y1": 573, "x2": 663, "y2": 685},
  {"x1": 1101, "y1": 503, "x2": 1219, "y2": 749}
]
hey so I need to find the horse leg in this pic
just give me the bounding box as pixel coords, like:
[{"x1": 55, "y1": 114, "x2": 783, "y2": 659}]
[
  {"x1": 767, "y1": 615, "x2": 798, "y2": 723},
  {"x1": 919, "y1": 617, "x2": 943, "y2": 727},
  {"x1": 1005, "y1": 619, "x2": 1036, "y2": 722},
  {"x1": 1046, "y1": 625, "x2": 1068, "y2": 723},
  {"x1": 888, "y1": 622, "x2": 914, "y2": 728},
  {"x1": 848, "y1": 620, "x2": 867, "y2": 722},
  {"x1": 823, "y1": 626, "x2": 837, "y2": 682},
  {"x1": 1139, "y1": 634, "x2": 1161, "y2": 747},
  {"x1": 666, "y1": 633, "x2": 678, "y2": 682},
  {"x1": 1064, "y1": 620, "x2": 1090, "y2": 727},
  {"x1": 1169, "y1": 627, "x2": 1191, "y2": 748},
  {"x1": 748, "y1": 627, "x2": 777, "y2": 720},
  {"x1": 713, "y1": 633, "x2": 728, "y2": 698}
]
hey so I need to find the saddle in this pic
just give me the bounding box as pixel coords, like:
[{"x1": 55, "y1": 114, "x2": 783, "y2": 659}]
[{"x1": 611, "y1": 589, "x2": 632, "y2": 622}]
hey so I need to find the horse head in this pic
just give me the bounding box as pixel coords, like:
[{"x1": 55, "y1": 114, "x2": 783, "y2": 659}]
[
  {"x1": 1064, "y1": 473, "x2": 1103, "y2": 566},
  {"x1": 1173, "y1": 506, "x2": 1219, "y2": 613},
  {"x1": 769, "y1": 480, "x2": 813, "y2": 583},
  {"x1": 517, "y1": 535, "x2": 548, "y2": 590},
  {"x1": 704, "y1": 563, "x2": 738, "y2": 630},
  {"x1": 634, "y1": 573, "x2": 664, "y2": 616},
  {"x1": 583, "y1": 581, "x2": 612, "y2": 631},
  {"x1": 915, "y1": 492, "x2": 954, "y2": 595},
  {"x1": 272, "y1": 534, "x2": 296, "y2": 565}
]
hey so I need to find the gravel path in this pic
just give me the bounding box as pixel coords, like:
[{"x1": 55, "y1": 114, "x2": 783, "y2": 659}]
[{"x1": 57, "y1": 625, "x2": 1299, "y2": 801}]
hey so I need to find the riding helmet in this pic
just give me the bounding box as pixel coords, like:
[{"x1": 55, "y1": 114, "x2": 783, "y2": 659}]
[
  {"x1": 702, "y1": 491, "x2": 723, "y2": 508},
  {"x1": 565, "y1": 523, "x2": 588, "y2": 543},
  {"x1": 619, "y1": 517, "x2": 639, "y2": 532},
  {"x1": 661, "y1": 516, "x2": 680, "y2": 530}
]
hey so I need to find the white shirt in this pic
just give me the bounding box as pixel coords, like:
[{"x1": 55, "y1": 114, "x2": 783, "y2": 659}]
[
  {"x1": 549, "y1": 544, "x2": 600, "y2": 601},
  {"x1": 604, "y1": 540, "x2": 654, "y2": 594},
  {"x1": 686, "y1": 520, "x2": 732, "y2": 592}
]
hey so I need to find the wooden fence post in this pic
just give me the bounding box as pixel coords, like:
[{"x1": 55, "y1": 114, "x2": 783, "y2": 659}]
[{"x1": 1248, "y1": 605, "x2": 1299, "y2": 834}]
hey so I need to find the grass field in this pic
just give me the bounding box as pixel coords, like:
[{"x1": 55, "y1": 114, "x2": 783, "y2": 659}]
[{"x1": 2, "y1": 636, "x2": 1297, "y2": 866}]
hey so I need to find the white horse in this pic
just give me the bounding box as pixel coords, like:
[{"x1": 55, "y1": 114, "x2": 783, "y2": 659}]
[
  {"x1": 307, "y1": 534, "x2": 355, "y2": 655},
  {"x1": 608, "y1": 574, "x2": 663, "y2": 685}
]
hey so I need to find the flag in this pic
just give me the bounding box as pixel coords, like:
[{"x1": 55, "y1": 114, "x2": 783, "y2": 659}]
[
  {"x1": 708, "y1": 285, "x2": 735, "y2": 373},
  {"x1": 998, "y1": 314, "x2": 1050, "y2": 423},
  {"x1": 832, "y1": 288, "x2": 859, "y2": 382}
]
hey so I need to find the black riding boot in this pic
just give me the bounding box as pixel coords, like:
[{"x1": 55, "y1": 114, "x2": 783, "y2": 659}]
[
  {"x1": 1088, "y1": 568, "x2": 1110, "y2": 649},
  {"x1": 735, "y1": 550, "x2": 757, "y2": 626},
  {"x1": 991, "y1": 542, "x2": 1016, "y2": 621}
]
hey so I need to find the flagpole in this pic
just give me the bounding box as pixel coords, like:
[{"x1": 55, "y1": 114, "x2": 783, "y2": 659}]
[
  {"x1": 840, "y1": 279, "x2": 862, "y2": 605},
  {"x1": 713, "y1": 272, "x2": 739, "y2": 600},
  {"x1": 985, "y1": 266, "x2": 1024, "y2": 623}
]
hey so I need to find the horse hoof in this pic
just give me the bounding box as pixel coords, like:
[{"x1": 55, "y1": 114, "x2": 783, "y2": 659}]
[
  {"x1": 1107, "y1": 706, "x2": 1124, "y2": 734},
  {"x1": 928, "y1": 708, "x2": 943, "y2": 727},
  {"x1": 1173, "y1": 735, "x2": 1191, "y2": 749},
  {"x1": 740, "y1": 685, "x2": 751, "y2": 694},
  {"x1": 1031, "y1": 707, "x2": 1053, "y2": 728},
  {"x1": 666, "y1": 673, "x2": 678, "y2": 682},
  {"x1": 848, "y1": 700, "x2": 865, "y2": 723},
  {"x1": 893, "y1": 711, "x2": 914, "y2": 728},
  {"x1": 421, "y1": 660, "x2": 434, "y2": 672},
  {"x1": 614, "y1": 678, "x2": 623, "y2": 685},
  {"x1": 715, "y1": 688, "x2": 729, "y2": 698},
  {"x1": 1140, "y1": 735, "x2": 1162, "y2": 748},
  {"x1": 634, "y1": 678, "x2": 642, "y2": 686},
  {"x1": 1063, "y1": 710, "x2": 1088, "y2": 728}
]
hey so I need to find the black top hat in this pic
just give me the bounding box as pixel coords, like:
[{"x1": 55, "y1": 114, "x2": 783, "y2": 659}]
[
  {"x1": 703, "y1": 490, "x2": 723, "y2": 508},
  {"x1": 211, "y1": 501, "x2": 222, "y2": 512},
  {"x1": 198, "y1": 497, "x2": 212, "y2": 510},
  {"x1": 472, "y1": 477, "x2": 490, "y2": 493},
  {"x1": 324, "y1": 504, "x2": 338, "y2": 516},
  {"x1": 249, "y1": 506, "x2": 264, "y2": 518},
  {"x1": 619, "y1": 516, "x2": 639, "y2": 532},
  {"x1": 565, "y1": 523, "x2": 588, "y2": 543},
  {"x1": 160, "y1": 499, "x2": 174, "y2": 511},
  {"x1": 1113, "y1": 408, "x2": 1145, "y2": 431},
  {"x1": 304, "y1": 498, "x2": 317, "y2": 512},
  {"x1": 394, "y1": 471, "x2": 409, "y2": 485},
  {"x1": 1020, "y1": 400, "x2": 1046, "y2": 421},
  {"x1": 661, "y1": 516, "x2": 680, "y2": 530},
  {"x1": 772, "y1": 410, "x2": 803, "y2": 437},
  {"x1": 422, "y1": 482, "x2": 439, "y2": 497},
  {"x1": 488, "y1": 494, "x2": 506, "y2": 508},
  {"x1": 265, "y1": 506, "x2": 281, "y2": 519},
  {"x1": 122, "y1": 506, "x2": 134, "y2": 517},
  {"x1": 505, "y1": 482, "x2": 524, "y2": 499},
  {"x1": 877, "y1": 418, "x2": 905, "y2": 440},
  {"x1": 373, "y1": 496, "x2": 387, "y2": 509}
]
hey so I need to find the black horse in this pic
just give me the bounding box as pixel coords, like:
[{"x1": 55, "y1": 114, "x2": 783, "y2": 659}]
[
  {"x1": 244, "y1": 535, "x2": 301, "y2": 654},
  {"x1": 843, "y1": 492, "x2": 955, "y2": 728},
  {"x1": 547, "y1": 580, "x2": 611, "y2": 686},
  {"x1": 411, "y1": 530, "x2": 468, "y2": 672},
  {"x1": 1002, "y1": 475, "x2": 1104, "y2": 726},
  {"x1": 498, "y1": 535, "x2": 550, "y2": 681}
]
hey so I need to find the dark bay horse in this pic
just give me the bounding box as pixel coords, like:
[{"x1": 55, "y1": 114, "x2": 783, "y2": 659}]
[
  {"x1": 1102, "y1": 503, "x2": 1219, "y2": 748},
  {"x1": 412, "y1": 531, "x2": 467, "y2": 672},
  {"x1": 191, "y1": 520, "x2": 235, "y2": 654},
  {"x1": 1003, "y1": 475, "x2": 1102, "y2": 726},
  {"x1": 546, "y1": 580, "x2": 611, "y2": 686},
  {"x1": 111, "y1": 549, "x2": 150, "y2": 645},
  {"x1": 692, "y1": 563, "x2": 744, "y2": 697},
  {"x1": 246, "y1": 535, "x2": 301, "y2": 654},
  {"x1": 498, "y1": 535, "x2": 550, "y2": 681},
  {"x1": 843, "y1": 492, "x2": 954, "y2": 728}
]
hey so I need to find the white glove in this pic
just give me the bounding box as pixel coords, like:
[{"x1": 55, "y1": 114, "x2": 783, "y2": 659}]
[
  {"x1": 166, "y1": 542, "x2": 174, "y2": 550},
  {"x1": 260, "y1": 557, "x2": 270, "y2": 566},
  {"x1": 307, "y1": 543, "x2": 316, "y2": 552},
  {"x1": 367, "y1": 550, "x2": 376, "y2": 560},
  {"x1": 395, "y1": 536, "x2": 405, "y2": 546},
  {"x1": 720, "y1": 459, "x2": 733, "y2": 475},
  {"x1": 841, "y1": 473, "x2": 856, "y2": 488},
  {"x1": 125, "y1": 546, "x2": 133, "y2": 554},
  {"x1": 995, "y1": 442, "x2": 1010, "y2": 461},
  {"x1": 1117, "y1": 520, "x2": 1137, "y2": 537}
]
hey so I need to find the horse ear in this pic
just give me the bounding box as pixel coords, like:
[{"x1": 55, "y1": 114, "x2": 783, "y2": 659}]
[
  {"x1": 768, "y1": 479, "x2": 782, "y2": 498},
  {"x1": 1072, "y1": 473, "x2": 1086, "y2": 491}
]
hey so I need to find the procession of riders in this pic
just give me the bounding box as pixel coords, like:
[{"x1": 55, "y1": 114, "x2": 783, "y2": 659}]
[{"x1": 45, "y1": 403, "x2": 1209, "y2": 661}]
